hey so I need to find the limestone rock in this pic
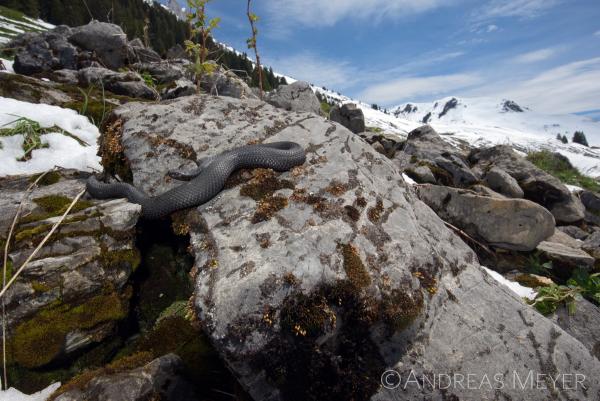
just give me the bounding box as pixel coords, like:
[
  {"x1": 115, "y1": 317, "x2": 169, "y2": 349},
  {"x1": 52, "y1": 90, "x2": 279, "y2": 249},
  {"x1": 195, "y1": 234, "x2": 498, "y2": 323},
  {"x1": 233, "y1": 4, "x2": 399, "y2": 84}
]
[
  {"x1": 469, "y1": 145, "x2": 585, "y2": 224},
  {"x1": 54, "y1": 354, "x2": 197, "y2": 401},
  {"x1": 536, "y1": 241, "x2": 594, "y2": 277},
  {"x1": 106, "y1": 95, "x2": 600, "y2": 401},
  {"x1": 416, "y1": 184, "x2": 555, "y2": 251},
  {"x1": 265, "y1": 81, "x2": 321, "y2": 114},
  {"x1": 485, "y1": 166, "x2": 524, "y2": 198},
  {"x1": 582, "y1": 231, "x2": 600, "y2": 259},
  {"x1": 0, "y1": 170, "x2": 141, "y2": 368},
  {"x1": 199, "y1": 62, "x2": 257, "y2": 99},
  {"x1": 330, "y1": 103, "x2": 366, "y2": 134},
  {"x1": 11, "y1": 28, "x2": 78, "y2": 75},
  {"x1": 558, "y1": 225, "x2": 589, "y2": 241},
  {"x1": 69, "y1": 21, "x2": 128, "y2": 70},
  {"x1": 78, "y1": 67, "x2": 156, "y2": 100},
  {"x1": 580, "y1": 190, "x2": 600, "y2": 214},
  {"x1": 395, "y1": 125, "x2": 479, "y2": 187}
]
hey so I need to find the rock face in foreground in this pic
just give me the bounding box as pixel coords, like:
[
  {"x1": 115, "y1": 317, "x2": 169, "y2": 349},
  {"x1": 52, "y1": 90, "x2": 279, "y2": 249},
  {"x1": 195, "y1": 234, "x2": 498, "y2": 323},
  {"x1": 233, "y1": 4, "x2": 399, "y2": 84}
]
[
  {"x1": 469, "y1": 145, "x2": 585, "y2": 224},
  {"x1": 107, "y1": 95, "x2": 600, "y2": 401},
  {"x1": 0, "y1": 170, "x2": 141, "y2": 368},
  {"x1": 416, "y1": 184, "x2": 555, "y2": 251}
]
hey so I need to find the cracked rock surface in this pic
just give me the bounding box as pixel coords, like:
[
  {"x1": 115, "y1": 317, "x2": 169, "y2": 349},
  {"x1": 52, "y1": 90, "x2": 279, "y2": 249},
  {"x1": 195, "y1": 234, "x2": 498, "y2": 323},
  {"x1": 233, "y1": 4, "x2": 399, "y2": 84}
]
[{"x1": 111, "y1": 95, "x2": 600, "y2": 401}]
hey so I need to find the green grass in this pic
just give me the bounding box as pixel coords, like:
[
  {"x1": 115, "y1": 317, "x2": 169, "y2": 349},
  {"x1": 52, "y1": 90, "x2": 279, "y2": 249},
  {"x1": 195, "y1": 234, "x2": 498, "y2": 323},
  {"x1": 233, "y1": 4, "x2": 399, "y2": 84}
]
[
  {"x1": 526, "y1": 150, "x2": 600, "y2": 193},
  {"x1": 0, "y1": 5, "x2": 27, "y2": 22}
]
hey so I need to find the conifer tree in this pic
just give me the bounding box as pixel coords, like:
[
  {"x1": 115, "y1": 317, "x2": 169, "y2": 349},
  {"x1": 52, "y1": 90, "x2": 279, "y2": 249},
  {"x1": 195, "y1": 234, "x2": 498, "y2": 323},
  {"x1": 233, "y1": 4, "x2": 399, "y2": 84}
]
[{"x1": 573, "y1": 131, "x2": 589, "y2": 147}]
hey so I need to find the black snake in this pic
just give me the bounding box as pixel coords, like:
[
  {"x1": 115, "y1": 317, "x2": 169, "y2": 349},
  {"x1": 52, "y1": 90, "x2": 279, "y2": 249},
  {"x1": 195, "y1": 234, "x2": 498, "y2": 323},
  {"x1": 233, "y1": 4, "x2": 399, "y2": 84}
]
[{"x1": 86, "y1": 142, "x2": 306, "y2": 219}]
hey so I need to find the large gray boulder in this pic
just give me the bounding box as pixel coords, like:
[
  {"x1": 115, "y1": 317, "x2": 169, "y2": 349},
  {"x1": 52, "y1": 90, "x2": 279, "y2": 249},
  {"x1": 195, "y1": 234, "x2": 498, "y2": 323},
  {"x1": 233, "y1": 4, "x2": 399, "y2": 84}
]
[
  {"x1": 0, "y1": 170, "x2": 141, "y2": 368},
  {"x1": 53, "y1": 354, "x2": 197, "y2": 401},
  {"x1": 395, "y1": 126, "x2": 479, "y2": 187},
  {"x1": 105, "y1": 95, "x2": 600, "y2": 401},
  {"x1": 416, "y1": 184, "x2": 555, "y2": 251},
  {"x1": 265, "y1": 81, "x2": 321, "y2": 114},
  {"x1": 469, "y1": 145, "x2": 585, "y2": 224},
  {"x1": 330, "y1": 103, "x2": 366, "y2": 134},
  {"x1": 550, "y1": 298, "x2": 600, "y2": 359},
  {"x1": 78, "y1": 67, "x2": 156, "y2": 99},
  {"x1": 69, "y1": 21, "x2": 128, "y2": 70},
  {"x1": 11, "y1": 27, "x2": 78, "y2": 75}
]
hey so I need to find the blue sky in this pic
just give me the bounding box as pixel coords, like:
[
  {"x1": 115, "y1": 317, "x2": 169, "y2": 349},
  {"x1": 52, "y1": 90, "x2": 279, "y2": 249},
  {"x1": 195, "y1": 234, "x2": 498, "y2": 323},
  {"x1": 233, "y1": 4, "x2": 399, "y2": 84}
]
[{"x1": 178, "y1": 0, "x2": 600, "y2": 117}]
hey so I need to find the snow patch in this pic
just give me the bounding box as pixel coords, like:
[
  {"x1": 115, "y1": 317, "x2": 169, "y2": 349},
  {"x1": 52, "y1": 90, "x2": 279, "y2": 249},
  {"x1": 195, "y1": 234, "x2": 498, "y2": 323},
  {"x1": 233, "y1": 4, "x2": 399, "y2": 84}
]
[
  {"x1": 482, "y1": 266, "x2": 537, "y2": 300},
  {"x1": 0, "y1": 97, "x2": 101, "y2": 176},
  {"x1": 0, "y1": 382, "x2": 61, "y2": 401},
  {"x1": 0, "y1": 58, "x2": 13, "y2": 73}
]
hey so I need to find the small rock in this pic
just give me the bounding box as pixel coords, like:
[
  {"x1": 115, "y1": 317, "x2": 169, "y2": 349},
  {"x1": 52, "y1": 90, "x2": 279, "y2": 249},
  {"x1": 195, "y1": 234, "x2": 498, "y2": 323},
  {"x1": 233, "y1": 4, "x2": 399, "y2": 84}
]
[
  {"x1": 78, "y1": 67, "x2": 156, "y2": 99},
  {"x1": 329, "y1": 103, "x2": 366, "y2": 134},
  {"x1": 484, "y1": 166, "x2": 524, "y2": 198},
  {"x1": 536, "y1": 241, "x2": 594, "y2": 277},
  {"x1": 265, "y1": 81, "x2": 321, "y2": 114},
  {"x1": 558, "y1": 225, "x2": 589, "y2": 241},
  {"x1": 580, "y1": 190, "x2": 600, "y2": 214},
  {"x1": 582, "y1": 231, "x2": 600, "y2": 259}
]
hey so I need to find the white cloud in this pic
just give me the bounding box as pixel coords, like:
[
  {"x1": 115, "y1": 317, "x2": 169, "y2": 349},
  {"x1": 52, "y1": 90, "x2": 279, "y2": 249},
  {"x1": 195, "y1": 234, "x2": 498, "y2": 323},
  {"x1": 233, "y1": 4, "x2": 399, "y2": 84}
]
[
  {"x1": 514, "y1": 48, "x2": 557, "y2": 63},
  {"x1": 359, "y1": 74, "x2": 482, "y2": 104},
  {"x1": 265, "y1": 0, "x2": 459, "y2": 28},
  {"x1": 464, "y1": 57, "x2": 600, "y2": 113},
  {"x1": 487, "y1": 24, "x2": 498, "y2": 32},
  {"x1": 474, "y1": 0, "x2": 561, "y2": 20},
  {"x1": 594, "y1": 30, "x2": 600, "y2": 37},
  {"x1": 267, "y1": 52, "x2": 355, "y2": 89}
]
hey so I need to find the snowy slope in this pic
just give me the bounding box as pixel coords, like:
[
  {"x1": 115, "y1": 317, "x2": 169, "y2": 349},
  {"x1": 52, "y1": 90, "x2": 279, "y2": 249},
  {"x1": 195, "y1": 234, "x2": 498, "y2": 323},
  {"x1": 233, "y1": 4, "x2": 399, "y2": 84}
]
[
  {"x1": 303, "y1": 86, "x2": 600, "y2": 177},
  {"x1": 389, "y1": 97, "x2": 600, "y2": 176},
  {"x1": 0, "y1": 7, "x2": 53, "y2": 45}
]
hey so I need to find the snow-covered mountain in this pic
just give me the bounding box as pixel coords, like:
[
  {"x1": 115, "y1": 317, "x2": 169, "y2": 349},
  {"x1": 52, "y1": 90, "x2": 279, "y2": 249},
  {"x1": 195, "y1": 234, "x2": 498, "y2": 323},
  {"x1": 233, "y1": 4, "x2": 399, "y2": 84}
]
[{"x1": 306, "y1": 88, "x2": 600, "y2": 177}]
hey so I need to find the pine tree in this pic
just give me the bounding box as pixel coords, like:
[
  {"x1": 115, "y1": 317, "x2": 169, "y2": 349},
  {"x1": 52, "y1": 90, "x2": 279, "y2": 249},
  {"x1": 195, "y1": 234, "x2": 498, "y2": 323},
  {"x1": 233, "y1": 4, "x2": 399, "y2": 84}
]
[
  {"x1": 562, "y1": 135, "x2": 568, "y2": 144},
  {"x1": 573, "y1": 131, "x2": 589, "y2": 147}
]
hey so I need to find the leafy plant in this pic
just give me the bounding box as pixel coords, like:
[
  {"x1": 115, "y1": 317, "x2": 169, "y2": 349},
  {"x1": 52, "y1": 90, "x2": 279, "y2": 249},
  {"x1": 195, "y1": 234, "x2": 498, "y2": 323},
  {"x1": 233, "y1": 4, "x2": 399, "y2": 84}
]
[
  {"x1": 140, "y1": 71, "x2": 156, "y2": 89},
  {"x1": 185, "y1": 0, "x2": 220, "y2": 93},
  {"x1": 529, "y1": 284, "x2": 581, "y2": 315},
  {"x1": 525, "y1": 252, "x2": 553, "y2": 276},
  {"x1": 246, "y1": 0, "x2": 263, "y2": 99},
  {"x1": 567, "y1": 268, "x2": 600, "y2": 304},
  {"x1": 0, "y1": 116, "x2": 88, "y2": 161}
]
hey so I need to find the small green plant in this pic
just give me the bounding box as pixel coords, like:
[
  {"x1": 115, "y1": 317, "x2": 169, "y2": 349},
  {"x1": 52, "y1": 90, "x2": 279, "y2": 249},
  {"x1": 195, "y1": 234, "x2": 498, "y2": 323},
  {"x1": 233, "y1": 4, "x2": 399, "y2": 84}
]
[
  {"x1": 140, "y1": 71, "x2": 156, "y2": 89},
  {"x1": 567, "y1": 268, "x2": 600, "y2": 304},
  {"x1": 527, "y1": 150, "x2": 600, "y2": 192},
  {"x1": 246, "y1": 0, "x2": 263, "y2": 99},
  {"x1": 185, "y1": 0, "x2": 220, "y2": 93},
  {"x1": 0, "y1": 116, "x2": 88, "y2": 161},
  {"x1": 529, "y1": 284, "x2": 581, "y2": 315},
  {"x1": 525, "y1": 252, "x2": 553, "y2": 276}
]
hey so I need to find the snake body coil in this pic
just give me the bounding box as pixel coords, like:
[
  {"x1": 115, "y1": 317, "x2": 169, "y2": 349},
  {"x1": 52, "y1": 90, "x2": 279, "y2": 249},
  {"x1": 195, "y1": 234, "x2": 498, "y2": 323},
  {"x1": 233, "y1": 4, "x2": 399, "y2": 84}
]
[{"x1": 86, "y1": 142, "x2": 306, "y2": 219}]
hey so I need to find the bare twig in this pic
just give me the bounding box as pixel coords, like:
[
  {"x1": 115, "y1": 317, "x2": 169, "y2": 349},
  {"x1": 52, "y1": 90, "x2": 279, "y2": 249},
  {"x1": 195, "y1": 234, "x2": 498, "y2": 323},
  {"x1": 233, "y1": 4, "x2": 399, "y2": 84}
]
[
  {"x1": 0, "y1": 189, "x2": 86, "y2": 300},
  {"x1": 1, "y1": 169, "x2": 55, "y2": 390},
  {"x1": 442, "y1": 220, "x2": 494, "y2": 257},
  {"x1": 246, "y1": 0, "x2": 263, "y2": 99}
]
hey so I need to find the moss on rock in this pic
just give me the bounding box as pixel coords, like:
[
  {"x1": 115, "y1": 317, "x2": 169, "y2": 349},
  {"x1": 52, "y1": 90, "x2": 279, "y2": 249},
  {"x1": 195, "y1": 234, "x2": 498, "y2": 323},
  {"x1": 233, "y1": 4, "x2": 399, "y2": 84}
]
[{"x1": 9, "y1": 292, "x2": 129, "y2": 368}]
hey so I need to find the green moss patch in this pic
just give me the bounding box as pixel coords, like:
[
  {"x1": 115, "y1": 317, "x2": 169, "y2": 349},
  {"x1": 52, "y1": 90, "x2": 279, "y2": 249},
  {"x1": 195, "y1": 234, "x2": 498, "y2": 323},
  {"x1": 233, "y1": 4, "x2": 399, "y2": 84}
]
[
  {"x1": 10, "y1": 292, "x2": 129, "y2": 368},
  {"x1": 28, "y1": 171, "x2": 62, "y2": 186}
]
